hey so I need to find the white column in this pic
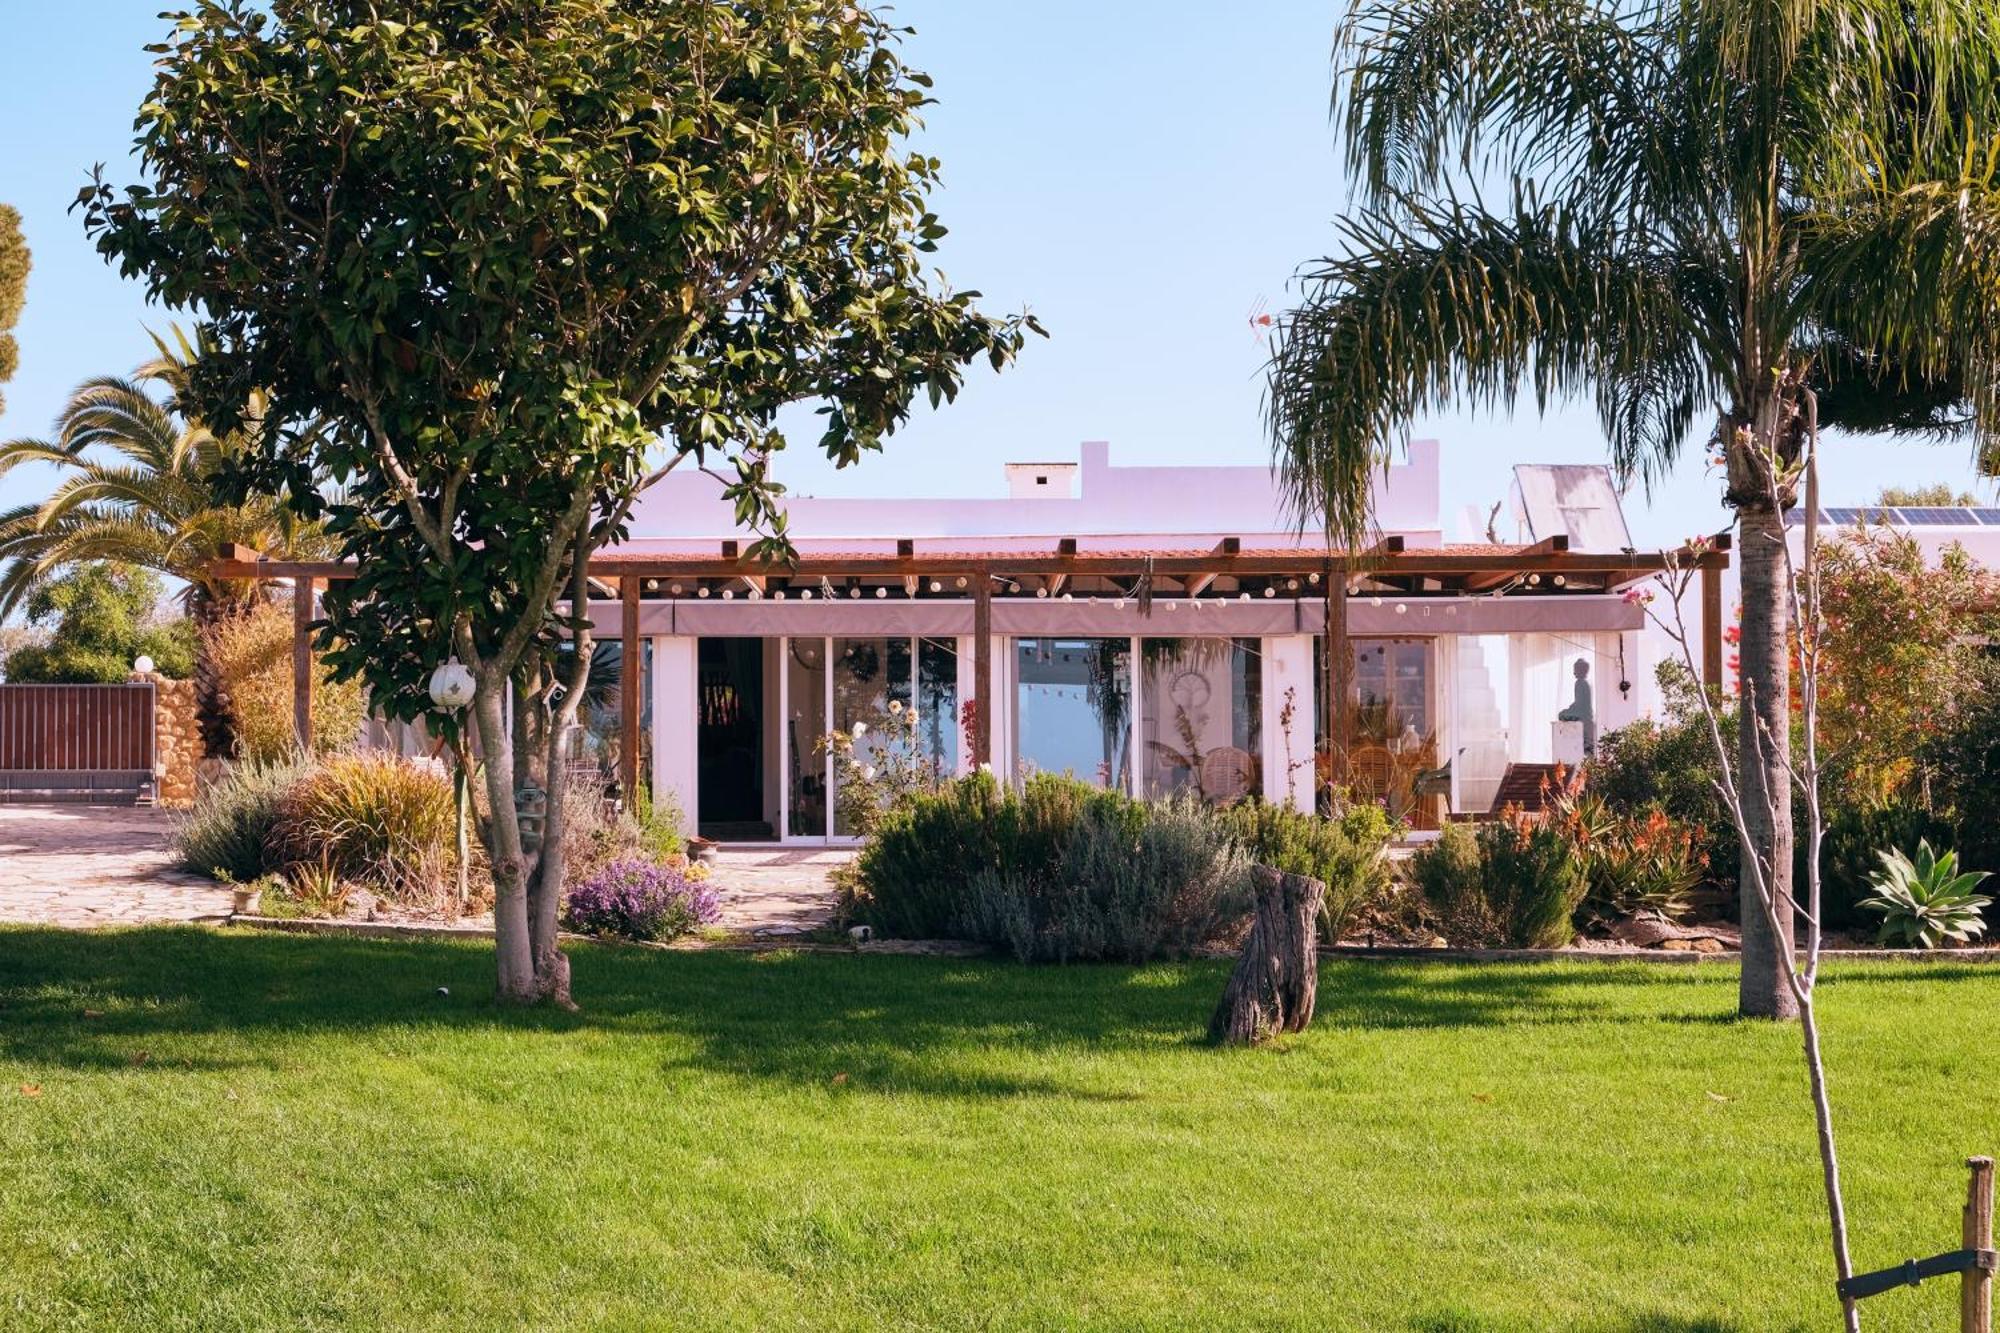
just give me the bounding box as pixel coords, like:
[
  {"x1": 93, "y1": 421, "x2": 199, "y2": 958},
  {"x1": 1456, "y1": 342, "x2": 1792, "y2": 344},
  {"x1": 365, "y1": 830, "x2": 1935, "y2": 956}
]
[
  {"x1": 1261, "y1": 635, "x2": 1316, "y2": 811},
  {"x1": 954, "y1": 635, "x2": 977, "y2": 776},
  {"x1": 650, "y1": 635, "x2": 698, "y2": 835}
]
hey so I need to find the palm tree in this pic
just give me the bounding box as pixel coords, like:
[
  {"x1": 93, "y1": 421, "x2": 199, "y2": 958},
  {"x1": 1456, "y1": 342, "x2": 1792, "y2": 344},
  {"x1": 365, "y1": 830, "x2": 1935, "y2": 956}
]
[
  {"x1": 0, "y1": 328, "x2": 335, "y2": 756},
  {"x1": 1266, "y1": 0, "x2": 2000, "y2": 1021}
]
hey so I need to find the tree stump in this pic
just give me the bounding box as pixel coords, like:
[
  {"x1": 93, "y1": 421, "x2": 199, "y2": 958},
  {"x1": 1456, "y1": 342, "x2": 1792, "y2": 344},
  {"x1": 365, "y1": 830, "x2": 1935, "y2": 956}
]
[{"x1": 1208, "y1": 865, "x2": 1325, "y2": 1045}]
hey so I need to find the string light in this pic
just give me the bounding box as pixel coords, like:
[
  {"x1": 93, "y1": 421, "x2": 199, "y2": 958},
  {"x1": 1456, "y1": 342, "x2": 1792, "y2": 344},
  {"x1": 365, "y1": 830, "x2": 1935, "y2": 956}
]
[
  {"x1": 875, "y1": 587, "x2": 888, "y2": 599},
  {"x1": 669, "y1": 583, "x2": 684, "y2": 596},
  {"x1": 698, "y1": 587, "x2": 711, "y2": 599},
  {"x1": 721, "y1": 588, "x2": 735, "y2": 600}
]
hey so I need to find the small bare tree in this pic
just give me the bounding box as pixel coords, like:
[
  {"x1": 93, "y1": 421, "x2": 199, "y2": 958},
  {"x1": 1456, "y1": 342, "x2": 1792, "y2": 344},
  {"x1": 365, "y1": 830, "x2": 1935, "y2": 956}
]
[{"x1": 1643, "y1": 406, "x2": 1860, "y2": 1329}]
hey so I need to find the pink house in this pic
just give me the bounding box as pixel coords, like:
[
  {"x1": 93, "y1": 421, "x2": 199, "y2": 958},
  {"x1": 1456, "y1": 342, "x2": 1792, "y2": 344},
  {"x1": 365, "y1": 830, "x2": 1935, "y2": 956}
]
[{"x1": 575, "y1": 439, "x2": 1728, "y2": 843}]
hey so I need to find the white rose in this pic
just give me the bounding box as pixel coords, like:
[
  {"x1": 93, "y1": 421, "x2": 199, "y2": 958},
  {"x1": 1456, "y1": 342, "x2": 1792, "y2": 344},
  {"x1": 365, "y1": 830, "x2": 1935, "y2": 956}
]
[
  {"x1": 888, "y1": 700, "x2": 904, "y2": 715},
  {"x1": 852, "y1": 722, "x2": 868, "y2": 738},
  {"x1": 862, "y1": 765, "x2": 878, "y2": 782}
]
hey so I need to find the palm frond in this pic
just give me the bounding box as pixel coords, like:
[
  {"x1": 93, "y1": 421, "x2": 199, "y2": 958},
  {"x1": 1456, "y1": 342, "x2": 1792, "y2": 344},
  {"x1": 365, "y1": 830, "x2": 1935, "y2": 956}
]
[{"x1": 1267, "y1": 187, "x2": 1711, "y2": 542}]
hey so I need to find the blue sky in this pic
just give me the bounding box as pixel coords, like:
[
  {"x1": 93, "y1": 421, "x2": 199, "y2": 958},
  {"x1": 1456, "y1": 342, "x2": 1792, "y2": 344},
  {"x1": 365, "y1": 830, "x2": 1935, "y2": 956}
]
[{"x1": 2, "y1": 1, "x2": 1992, "y2": 550}]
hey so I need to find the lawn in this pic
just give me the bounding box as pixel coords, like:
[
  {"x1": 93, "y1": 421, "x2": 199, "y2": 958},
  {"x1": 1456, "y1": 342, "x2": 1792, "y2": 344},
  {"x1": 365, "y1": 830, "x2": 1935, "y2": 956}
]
[{"x1": 3, "y1": 930, "x2": 1997, "y2": 1331}]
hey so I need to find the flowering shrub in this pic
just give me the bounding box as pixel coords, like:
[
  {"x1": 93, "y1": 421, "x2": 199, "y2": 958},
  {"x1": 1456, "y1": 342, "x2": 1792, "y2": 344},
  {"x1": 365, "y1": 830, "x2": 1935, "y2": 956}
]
[
  {"x1": 821, "y1": 700, "x2": 947, "y2": 835},
  {"x1": 563, "y1": 857, "x2": 719, "y2": 942}
]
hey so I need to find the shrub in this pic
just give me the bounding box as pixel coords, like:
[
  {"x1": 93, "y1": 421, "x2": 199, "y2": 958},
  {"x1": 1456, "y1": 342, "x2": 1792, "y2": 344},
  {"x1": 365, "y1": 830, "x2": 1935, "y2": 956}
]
[
  {"x1": 172, "y1": 758, "x2": 309, "y2": 881},
  {"x1": 1810, "y1": 802, "x2": 1957, "y2": 933},
  {"x1": 1857, "y1": 839, "x2": 1993, "y2": 949},
  {"x1": 265, "y1": 751, "x2": 465, "y2": 910},
  {"x1": 954, "y1": 795, "x2": 1249, "y2": 963},
  {"x1": 1591, "y1": 664, "x2": 1746, "y2": 894},
  {"x1": 849, "y1": 773, "x2": 1250, "y2": 960},
  {"x1": 1409, "y1": 817, "x2": 1589, "y2": 949},
  {"x1": 1218, "y1": 799, "x2": 1395, "y2": 943},
  {"x1": 563, "y1": 857, "x2": 719, "y2": 942},
  {"x1": 205, "y1": 599, "x2": 366, "y2": 763},
  {"x1": 561, "y1": 770, "x2": 692, "y2": 890},
  {"x1": 1548, "y1": 782, "x2": 1705, "y2": 922}
]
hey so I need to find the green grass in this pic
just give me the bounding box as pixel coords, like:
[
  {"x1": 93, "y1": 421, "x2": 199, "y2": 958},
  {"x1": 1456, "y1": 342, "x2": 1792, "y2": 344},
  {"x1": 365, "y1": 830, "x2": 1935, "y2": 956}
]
[{"x1": 2, "y1": 930, "x2": 1997, "y2": 1331}]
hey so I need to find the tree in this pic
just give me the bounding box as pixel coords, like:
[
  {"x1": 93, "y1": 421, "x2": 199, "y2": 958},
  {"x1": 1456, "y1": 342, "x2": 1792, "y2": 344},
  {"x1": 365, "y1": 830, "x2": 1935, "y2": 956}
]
[
  {"x1": 1264, "y1": 0, "x2": 2000, "y2": 1019},
  {"x1": 1876, "y1": 483, "x2": 1981, "y2": 506},
  {"x1": 1, "y1": 562, "x2": 193, "y2": 684},
  {"x1": 85, "y1": 1, "x2": 1038, "y2": 1006},
  {"x1": 0, "y1": 205, "x2": 27, "y2": 418},
  {"x1": 0, "y1": 328, "x2": 336, "y2": 754}
]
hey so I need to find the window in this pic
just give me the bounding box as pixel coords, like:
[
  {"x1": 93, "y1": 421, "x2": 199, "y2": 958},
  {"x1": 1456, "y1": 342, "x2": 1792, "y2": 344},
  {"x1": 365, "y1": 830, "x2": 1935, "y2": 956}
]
[
  {"x1": 1139, "y1": 638, "x2": 1262, "y2": 801},
  {"x1": 1014, "y1": 637, "x2": 1131, "y2": 788}
]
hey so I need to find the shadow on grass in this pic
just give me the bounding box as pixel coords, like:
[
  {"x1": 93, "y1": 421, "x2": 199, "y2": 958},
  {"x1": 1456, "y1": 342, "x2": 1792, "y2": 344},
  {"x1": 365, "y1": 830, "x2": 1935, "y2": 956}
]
[{"x1": 0, "y1": 926, "x2": 1733, "y2": 1096}]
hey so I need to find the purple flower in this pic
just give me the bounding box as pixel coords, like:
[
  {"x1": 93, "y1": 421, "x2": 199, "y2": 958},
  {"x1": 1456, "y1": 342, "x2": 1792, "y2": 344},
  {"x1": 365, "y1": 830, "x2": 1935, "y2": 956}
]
[{"x1": 563, "y1": 857, "x2": 719, "y2": 941}]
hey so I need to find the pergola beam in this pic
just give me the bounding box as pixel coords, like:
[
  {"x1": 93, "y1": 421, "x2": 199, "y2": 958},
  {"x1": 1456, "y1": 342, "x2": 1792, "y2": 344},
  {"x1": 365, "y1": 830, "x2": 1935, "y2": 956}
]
[
  {"x1": 1464, "y1": 534, "x2": 1568, "y2": 593},
  {"x1": 213, "y1": 546, "x2": 1727, "y2": 584}
]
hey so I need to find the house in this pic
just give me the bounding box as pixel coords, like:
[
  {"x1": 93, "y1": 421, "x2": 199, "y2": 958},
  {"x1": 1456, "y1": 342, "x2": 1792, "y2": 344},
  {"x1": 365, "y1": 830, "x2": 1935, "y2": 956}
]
[{"x1": 566, "y1": 440, "x2": 1728, "y2": 842}]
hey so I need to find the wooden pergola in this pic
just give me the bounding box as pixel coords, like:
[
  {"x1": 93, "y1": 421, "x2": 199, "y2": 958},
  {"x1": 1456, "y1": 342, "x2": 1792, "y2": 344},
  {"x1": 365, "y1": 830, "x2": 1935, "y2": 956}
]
[{"x1": 215, "y1": 533, "x2": 1731, "y2": 803}]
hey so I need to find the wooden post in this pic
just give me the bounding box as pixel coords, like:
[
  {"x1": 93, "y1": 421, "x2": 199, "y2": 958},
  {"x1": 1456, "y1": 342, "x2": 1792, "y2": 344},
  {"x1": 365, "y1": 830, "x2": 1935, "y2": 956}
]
[
  {"x1": 1328, "y1": 569, "x2": 1351, "y2": 785},
  {"x1": 1701, "y1": 562, "x2": 1723, "y2": 693},
  {"x1": 1966, "y1": 1156, "x2": 1993, "y2": 1333},
  {"x1": 621, "y1": 575, "x2": 641, "y2": 807},
  {"x1": 972, "y1": 571, "x2": 992, "y2": 768},
  {"x1": 292, "y1": 575, "x2": 314, "y2": 754}
]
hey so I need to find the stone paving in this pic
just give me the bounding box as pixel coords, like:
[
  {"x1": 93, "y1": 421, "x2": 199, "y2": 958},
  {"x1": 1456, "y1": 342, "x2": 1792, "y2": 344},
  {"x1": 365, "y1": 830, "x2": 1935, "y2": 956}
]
[
  {"x1": 706, "y1": 846, "x2": 850, "y2": 937},
  {"x1": 0, "y1": 804, "x2": 232, "y2": 928},
  {"x1": 0, "y1": 804, "x2": 847, "y2": 938}
]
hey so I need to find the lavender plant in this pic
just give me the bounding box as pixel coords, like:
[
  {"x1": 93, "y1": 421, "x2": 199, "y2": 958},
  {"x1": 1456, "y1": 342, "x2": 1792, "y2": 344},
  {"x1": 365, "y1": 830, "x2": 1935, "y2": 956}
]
[{"x1": 563, "y1": 857, "x2": 719, "y2": 942}]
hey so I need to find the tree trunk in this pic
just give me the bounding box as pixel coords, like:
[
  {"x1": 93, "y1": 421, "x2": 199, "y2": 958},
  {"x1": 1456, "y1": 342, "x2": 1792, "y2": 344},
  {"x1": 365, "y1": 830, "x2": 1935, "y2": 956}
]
[
  {"x1": 1209, "y1": 865, "x2": 1324, "y2": 1045},
  {"x1": 1735, "y1": 489, "x2": 1800, "y2": 1019},
  {"x1": 471, "y1": 670, "x2": 538, "y2": 1004},
  {"x1": 190, "y1": 589, "x2": 249, "y2": 760}
]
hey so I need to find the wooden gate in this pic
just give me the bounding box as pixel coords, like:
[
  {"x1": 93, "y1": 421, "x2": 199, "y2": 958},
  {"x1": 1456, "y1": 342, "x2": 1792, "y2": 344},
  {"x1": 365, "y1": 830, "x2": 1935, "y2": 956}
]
[{"x1": 0, "y1": 682, "x2": 157, "y2": 802}]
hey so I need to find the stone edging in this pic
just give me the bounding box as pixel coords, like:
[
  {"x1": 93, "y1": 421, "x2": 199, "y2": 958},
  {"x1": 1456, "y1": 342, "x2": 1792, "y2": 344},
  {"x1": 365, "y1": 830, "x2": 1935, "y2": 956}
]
[{"x1": 219, "y1": 916, "x2": 2000, "y2": 966}]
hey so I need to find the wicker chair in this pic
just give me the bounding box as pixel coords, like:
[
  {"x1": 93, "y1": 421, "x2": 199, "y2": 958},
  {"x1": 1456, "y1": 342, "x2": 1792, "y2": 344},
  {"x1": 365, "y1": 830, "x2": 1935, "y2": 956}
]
[{"x1": 1200, "y1": 746, "x2": 1257, "y2": 802}]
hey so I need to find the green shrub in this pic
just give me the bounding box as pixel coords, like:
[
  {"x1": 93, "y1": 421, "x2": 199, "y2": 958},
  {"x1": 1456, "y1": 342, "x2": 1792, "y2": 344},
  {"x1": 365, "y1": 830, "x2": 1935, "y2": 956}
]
[
  {"x1": 1591, "y1": 664, "x2": 1747, "y2": 894},
  {"x1": 265, "y1": 752, "x2": 464, "y2": 910},
  {"x1": 172, "y1": 758, "x2": 310, "y2": 882},
  {"x1": 849, "y1": 773, "x2": 1249, "y2": 959},
  {"x1": 1810, "y1": 802, "x2": 1957, "y2": 933},
  {"x1": 1218, "y1": 799, "x2": 1394, "y2": 943},
  {"x1": 1409, "y1": 818, "x2": 1588, "y2": 949},
  {"x1": 957, "y1": 796, "x2": 1250, "y2": 963}
]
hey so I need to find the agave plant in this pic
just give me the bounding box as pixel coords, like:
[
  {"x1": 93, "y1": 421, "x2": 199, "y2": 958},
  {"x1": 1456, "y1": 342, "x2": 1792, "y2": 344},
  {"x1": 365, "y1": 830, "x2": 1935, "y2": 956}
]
[{"x1": 1857, "y1": 839, "x2": 1993, "y2": 949}]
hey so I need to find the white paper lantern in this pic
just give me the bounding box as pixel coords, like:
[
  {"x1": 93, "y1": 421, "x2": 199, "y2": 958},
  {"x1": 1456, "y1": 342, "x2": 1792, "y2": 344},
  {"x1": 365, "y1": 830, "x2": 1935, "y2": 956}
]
[{"x1": 428, "y1": 656, "x2": 475, "y2": 711}]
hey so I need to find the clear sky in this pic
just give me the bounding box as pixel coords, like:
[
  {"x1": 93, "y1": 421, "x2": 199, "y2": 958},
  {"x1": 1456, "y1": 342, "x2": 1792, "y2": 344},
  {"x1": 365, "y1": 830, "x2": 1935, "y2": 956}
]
[{"x1": 2, "y1": 1, "x2": 1992, "y2": 550}]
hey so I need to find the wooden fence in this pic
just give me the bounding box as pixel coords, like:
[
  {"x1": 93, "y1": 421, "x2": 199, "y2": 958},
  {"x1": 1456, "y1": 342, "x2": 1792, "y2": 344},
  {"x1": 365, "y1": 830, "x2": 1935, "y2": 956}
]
[{"x1": 0, "y1": 682, "x2": 157, "y2": 801}]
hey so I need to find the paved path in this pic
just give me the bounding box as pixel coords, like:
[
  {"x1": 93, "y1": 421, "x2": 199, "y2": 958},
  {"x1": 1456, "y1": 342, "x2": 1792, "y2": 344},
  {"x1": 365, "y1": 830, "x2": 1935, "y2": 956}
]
[
  {"x1": 0, "y1": 805, "x2": 848, "y2": 938},
  {"x1": 707, "y1": 847, "x2": 850, "y2": 937},
  {"x1": 0, "y1": 804, "x2": 231, "y2": 928}
]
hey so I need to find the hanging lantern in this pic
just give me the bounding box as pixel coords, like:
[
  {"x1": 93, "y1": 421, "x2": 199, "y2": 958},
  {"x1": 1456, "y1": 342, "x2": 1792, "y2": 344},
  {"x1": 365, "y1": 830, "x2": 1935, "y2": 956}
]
[{"x1": 428, "y1": 656, "x2": 476, "y2": 711}]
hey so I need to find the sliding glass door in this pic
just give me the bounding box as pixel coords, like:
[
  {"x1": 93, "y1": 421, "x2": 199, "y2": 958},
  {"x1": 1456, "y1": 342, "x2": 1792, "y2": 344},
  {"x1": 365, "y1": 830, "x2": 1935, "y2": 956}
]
[{"x1": 779, "y1": 635, "x2": 959, "y2": 842}]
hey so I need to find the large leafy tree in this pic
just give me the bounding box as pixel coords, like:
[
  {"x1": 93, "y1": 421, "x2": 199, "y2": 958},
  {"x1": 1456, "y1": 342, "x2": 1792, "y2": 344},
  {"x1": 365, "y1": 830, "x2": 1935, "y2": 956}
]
[
  {"x1": 1266, "y1": 0, "x2": 2000, "y2": 1020},
  {"x1": 1, "y1": 562, "x2": 194, "y2": 685},
  {"x1": 0, "y1": 204, "x2": 26, "y2": 418},
  {"x1": 85, "y1": 0, "x2": 1037, "y2": 1006},
  {"x1": 0, "y1": 329, "x2": 335, "y2": 754}
]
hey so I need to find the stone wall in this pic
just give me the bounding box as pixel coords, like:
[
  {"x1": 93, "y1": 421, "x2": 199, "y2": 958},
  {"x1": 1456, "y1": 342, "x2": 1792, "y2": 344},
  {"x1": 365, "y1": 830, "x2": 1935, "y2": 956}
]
[{"x1": 134, "y1": 672, "x2": 200, "y2": 807}]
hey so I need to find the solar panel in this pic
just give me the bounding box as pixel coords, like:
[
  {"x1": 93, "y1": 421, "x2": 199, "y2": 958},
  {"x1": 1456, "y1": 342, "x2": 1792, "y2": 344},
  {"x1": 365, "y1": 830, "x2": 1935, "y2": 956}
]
[
  {"x1": 1975, "y1": 509, "x2": 2000, "y2": 526},
  {"x1": 1893, "y1": 507, "x2": 1981, "y2": 525},
  {"x1": 1783, "y1": 510, "x2": 1833, "y2": 527},
  {"x1": 1824, "y1": 507, "x2": 1897, "y2": 525}
]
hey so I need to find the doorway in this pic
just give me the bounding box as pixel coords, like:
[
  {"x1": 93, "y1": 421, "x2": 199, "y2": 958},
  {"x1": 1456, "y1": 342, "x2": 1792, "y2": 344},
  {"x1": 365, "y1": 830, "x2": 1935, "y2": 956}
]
[{"x1": 697, "y1": 638, "x2": 768, "y2": 840}]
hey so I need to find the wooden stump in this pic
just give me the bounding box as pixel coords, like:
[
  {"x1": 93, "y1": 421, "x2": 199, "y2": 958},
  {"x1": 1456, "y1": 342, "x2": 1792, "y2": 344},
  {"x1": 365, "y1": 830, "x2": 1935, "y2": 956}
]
[{"x1": 1208, "y1": 865, "x2": 1325, "y2": 1045}]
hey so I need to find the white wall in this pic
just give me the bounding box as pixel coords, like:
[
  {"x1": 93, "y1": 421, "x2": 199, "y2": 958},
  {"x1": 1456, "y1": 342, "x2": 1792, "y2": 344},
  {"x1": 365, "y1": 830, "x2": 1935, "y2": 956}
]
[{"x1": 649, "y1": 635, "x2": 697, "y2": 834}]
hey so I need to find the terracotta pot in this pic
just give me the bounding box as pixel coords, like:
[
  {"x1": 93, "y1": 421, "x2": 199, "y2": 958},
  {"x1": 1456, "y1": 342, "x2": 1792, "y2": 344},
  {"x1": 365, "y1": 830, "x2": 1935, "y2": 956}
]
[{"x1": 231, "y1": 886, "x2": 259, "y2": 916}]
